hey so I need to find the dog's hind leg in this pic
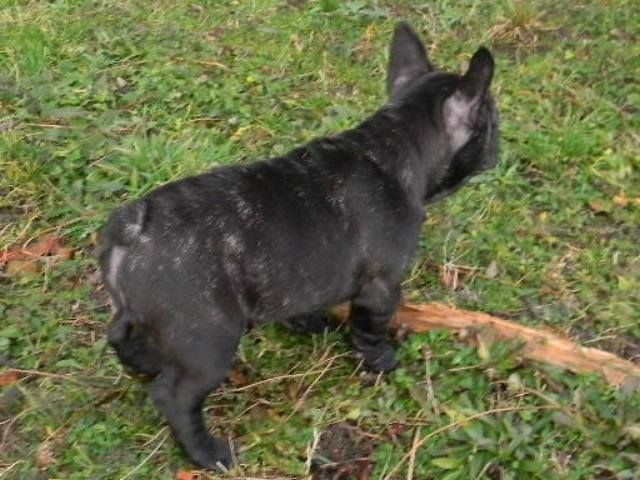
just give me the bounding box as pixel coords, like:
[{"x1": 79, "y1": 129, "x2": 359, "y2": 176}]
[
  {"x1": 107, "y1": 310, "x2": 161, "y2": 378},
  {"x1": 349, "y1": 278, "x2": 400, "y2": 373},
  {"x1": 150, "y1": 318, "x2": 242, "y2": 471}
]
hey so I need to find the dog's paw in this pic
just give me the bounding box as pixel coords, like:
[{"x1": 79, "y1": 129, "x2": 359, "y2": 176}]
[
  {"x1": 190, "y1": 436, "x2": 234, "y2": 472},
  {"x1": 356, "y1": 343, "x2": 398, "y2": 373}
]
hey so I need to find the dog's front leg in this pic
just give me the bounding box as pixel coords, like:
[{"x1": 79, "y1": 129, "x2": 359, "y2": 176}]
[{"x1": 349, "y1": 278, "x2": 400, "y2": 372}]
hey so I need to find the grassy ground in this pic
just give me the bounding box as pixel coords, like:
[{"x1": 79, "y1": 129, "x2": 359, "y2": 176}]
[{"x1": 1, "y1": 0, "x2": 639, "y2": 478}]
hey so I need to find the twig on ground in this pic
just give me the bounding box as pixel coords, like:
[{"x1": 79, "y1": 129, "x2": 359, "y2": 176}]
[
  {"x1": 0, "y1": 461, "x2": 23, "y2": 479},
  {"x1": 0, "y1": 408, "x2": 34, "y2": 454},
  {"x1": 215, "y1": 353, "x2": 346, "y2": 397},
  {"x1": 304, "y1": 428, "x2": 321, "y2": 475},
  {"x1": 284, "y1": 351, "x2": 342, "y2": 422},
  {"x1": 1, "y1": 368, "x2": 114, "y2": 388},
  {"x1": 118, "y1": 431, "x2": 169, "y2": 480},
  {"x1": 406, "y1": 426, "x2": 421, "y2": 480},
  {"x1": 332, "y1": 302, "x2": 640, "y2": 388}
]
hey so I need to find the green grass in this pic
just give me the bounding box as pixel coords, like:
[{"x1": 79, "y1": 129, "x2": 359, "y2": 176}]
[{"x1": 1, "y1": 0, "x2": 639, "y2": 478}]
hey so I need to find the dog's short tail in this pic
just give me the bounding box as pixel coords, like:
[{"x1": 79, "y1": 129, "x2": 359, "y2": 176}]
[
  {"x1": 107, "y1": 309, "x2": 161, "y2": 378},
  {"x1": 100, "y1": 201, "x2": 159, "y2": 377},
  {"x1": 98, "y1": 200, "x2": 148, "y2": 299},
  {"x1": 101, "y1": 200, "x2": 148, "y2": 249},
  {"x1": 99, "y1": 199, "x2": 147, "y2": 320}
]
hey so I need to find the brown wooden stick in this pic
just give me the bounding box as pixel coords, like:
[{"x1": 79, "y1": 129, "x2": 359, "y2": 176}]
[{"x1": 332, "y1": 302, "x2": 640, "y2": 388}]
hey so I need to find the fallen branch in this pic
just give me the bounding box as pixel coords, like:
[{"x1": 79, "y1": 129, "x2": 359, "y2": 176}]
[{"x1": 332, "y1": 302, "x2": 640, "y2": 389}]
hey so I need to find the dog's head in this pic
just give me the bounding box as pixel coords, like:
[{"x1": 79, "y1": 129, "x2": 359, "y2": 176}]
[{"x1": 387, "y1": 22, "x2": 499, "y2": 203}]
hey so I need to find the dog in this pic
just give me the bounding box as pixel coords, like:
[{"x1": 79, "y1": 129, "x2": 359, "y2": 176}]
[{"x1": 99, "y1": 22, "x2": 499, "y2": 470}]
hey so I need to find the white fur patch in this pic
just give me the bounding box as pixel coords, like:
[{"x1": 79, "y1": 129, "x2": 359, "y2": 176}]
[
  {"x1": 444, "y1": 92, "x2": 475, "y2": 151},
  {"x1": 392, "y1": 74, "x2": 409, "y2": 92},
  {"x1": 107, "y1": 246, "x2": 127, "y2": 307}
]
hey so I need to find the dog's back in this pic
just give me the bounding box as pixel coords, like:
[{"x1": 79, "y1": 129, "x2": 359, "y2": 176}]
[{"x1": 100, "y1": 132, "x2": 422, "y2": 334}]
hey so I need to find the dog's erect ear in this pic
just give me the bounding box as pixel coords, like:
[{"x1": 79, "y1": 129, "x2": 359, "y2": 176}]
[
  {"x1": 443, "y1": 47, "x2": 495, "y2": 150},
  {"x1": 387, "y1": 22, "x2": 433, "y2": 99},
  {"x1": 460, "y1": 47, "x2": 494, "y2": 98}
]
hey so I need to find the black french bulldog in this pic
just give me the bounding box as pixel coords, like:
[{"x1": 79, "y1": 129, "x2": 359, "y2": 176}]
[{"x1": 99, "y1": 22, "x2": 499, "y2": 470}]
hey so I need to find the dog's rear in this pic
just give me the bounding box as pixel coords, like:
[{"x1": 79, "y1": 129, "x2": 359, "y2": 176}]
[{"x1": 100, "y1": 201, "x2": 160, "y2": 377}]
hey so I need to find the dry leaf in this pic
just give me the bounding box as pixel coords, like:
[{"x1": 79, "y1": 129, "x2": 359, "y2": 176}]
[
  {"x1": 56, "y1": 247, "x2": 74, "y2": 260},
  {"x1": 358, "y1": 459, "x2": 373, "y2": 480},
  {"x1": 1, "y1": 236, "x2": 74, "y2": 275},
  {"x1": 228, "y1": 369, "x2": 249, "y2": 387},
  {"x1": 1, "y1": 235, "x2": 74, "y2": 266},
  {"x1": 85, "y1": 269, "x2": 102, "y2": 285},
  {"x1": 289, "y1": 34, "x2": 303, "y2": 52},
  {"x1": 613, "y1": 195, "x2": 630, "y2": 207},
  {"x1": 485, "y1": 260, "x2": 500, "y2": 279},
  {"x1": 613, "y1": 195, "x2": 640, "y2": 207},
  {"x1": 1, "y1": 236, "x2": 59, "y2": 265},
  {"x1": 477, "y1": 328, "x2": 497, "y2": 361},
  {"x1": 387, "y1": 422, "x2": 407, "y2": 437},
  {"x1": 354, "y1": 24, "x2": 376, "y2": 61},
  {"x1": 5, "y1": 259, "x2": 40, "y2": 277},
  {"x1": 622, "y1": 423, "x2": 640, "y2": 440},
  {"x1": 440, "y1": 264, "x2": 460, "y2": 290},
  {"x1": 588, "y1": 200, "x2": 608, "y2": 214},
  {"x1": 440, "y1": 264, "x2": 474, "y2": 290},
  {"x1": 36, "y1": 441, "x2": 56, "y2": 469},
  {"x1": 176, "y1": 470, "x2": 199, "y2": 480},
  {"x1": 0, "y1": 370, "x2": 21, "y2": 386}
]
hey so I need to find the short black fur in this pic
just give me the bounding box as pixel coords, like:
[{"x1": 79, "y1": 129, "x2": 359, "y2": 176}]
[{"x1": 99, "y1": 22, "x2": 499, "y2": 470}]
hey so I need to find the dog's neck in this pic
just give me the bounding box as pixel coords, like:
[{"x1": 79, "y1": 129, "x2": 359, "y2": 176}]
[{"x1": 338, "y1": 104, "x2": 451, "y2": 207}]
